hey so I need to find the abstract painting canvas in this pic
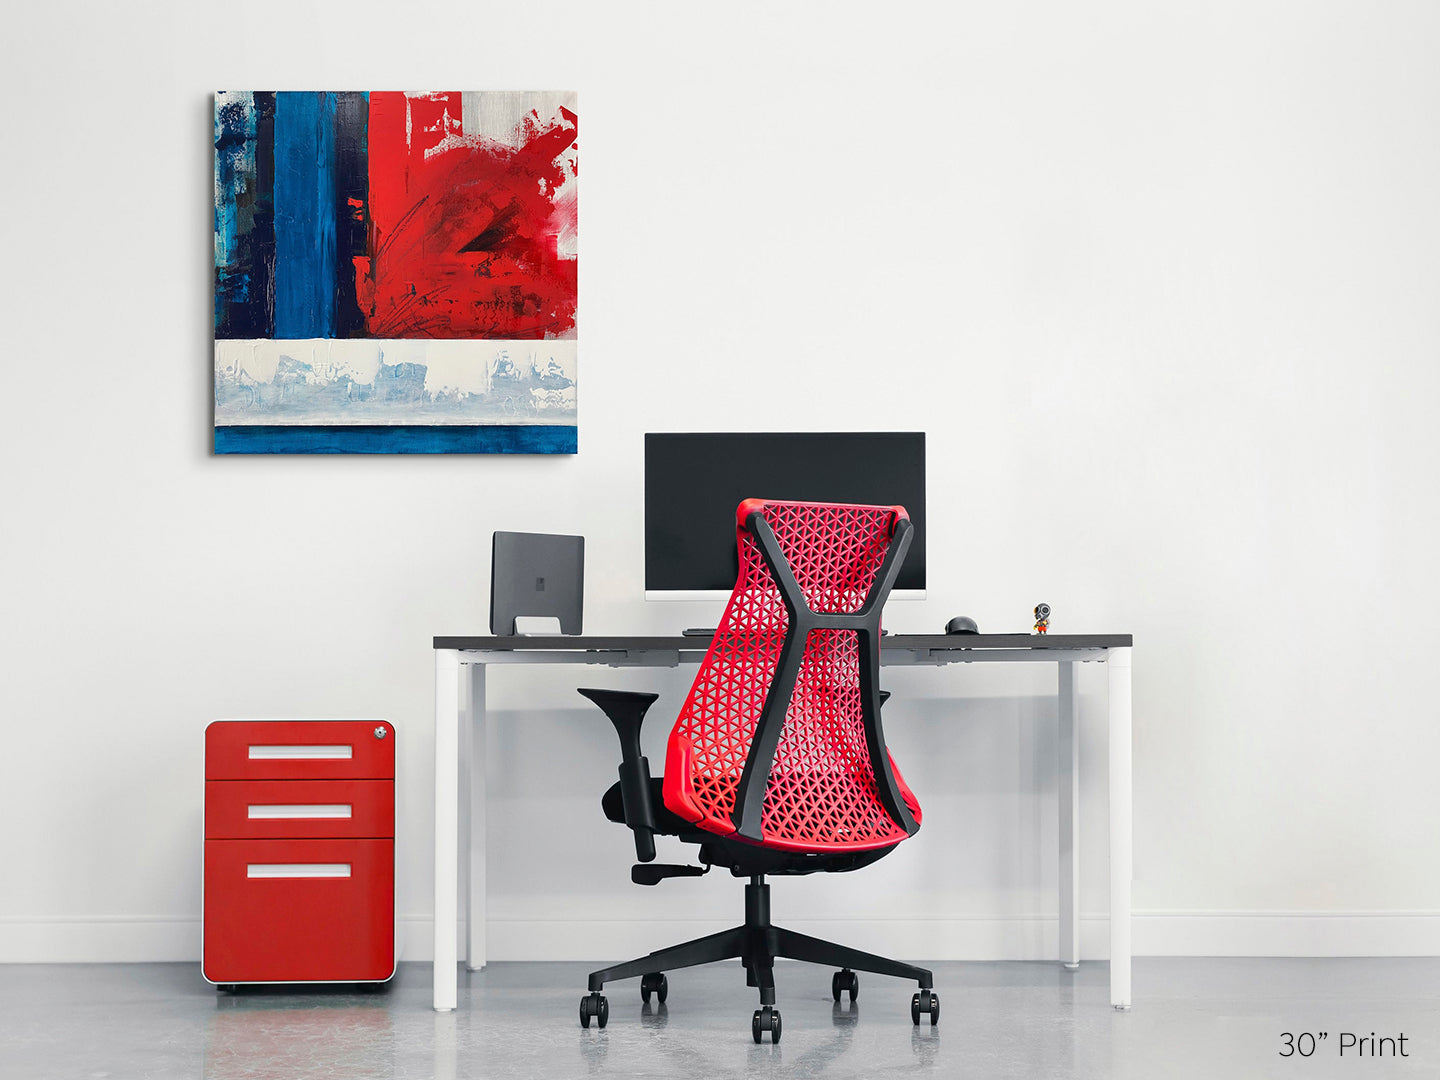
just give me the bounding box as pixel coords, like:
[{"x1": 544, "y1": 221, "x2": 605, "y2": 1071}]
[{"x1": 213, "y1": 92, "x2": 577, "y2": 453}]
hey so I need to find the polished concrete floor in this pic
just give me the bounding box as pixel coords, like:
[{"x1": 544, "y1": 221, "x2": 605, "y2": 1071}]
[{"x1": 0, "y1": 958, "x2": 1435, "y2": 1079}]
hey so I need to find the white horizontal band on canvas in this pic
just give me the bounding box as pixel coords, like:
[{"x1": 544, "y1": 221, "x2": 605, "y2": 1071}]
[{"x1": 214, "y1": 339, "x2": 577, "y2": 426}]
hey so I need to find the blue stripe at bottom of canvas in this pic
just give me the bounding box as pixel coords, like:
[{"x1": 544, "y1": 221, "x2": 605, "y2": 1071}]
[{"x1": 215, "y1": 425, "x2": 577, "y2": 455}]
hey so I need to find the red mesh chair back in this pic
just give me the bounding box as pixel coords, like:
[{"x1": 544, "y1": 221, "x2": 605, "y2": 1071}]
[{"x1": 662, "y1": 499, "x2": 922, "y2": 853}]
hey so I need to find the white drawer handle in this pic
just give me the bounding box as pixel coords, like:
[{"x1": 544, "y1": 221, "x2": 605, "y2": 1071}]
[
  {"x1": 247, "y1": 863, "x2": 351, "y2": 879},
  {"x1": 247, "y1": 804, "x2": 353, "y2": 820},
  {"x1": 248, "y1": 745, "x2": 353, "y2": 760}
]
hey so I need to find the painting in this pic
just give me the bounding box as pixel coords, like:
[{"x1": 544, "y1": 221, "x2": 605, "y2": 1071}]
[{"x1": 213, "y1": 92, "x2": 577, "y2": 453}]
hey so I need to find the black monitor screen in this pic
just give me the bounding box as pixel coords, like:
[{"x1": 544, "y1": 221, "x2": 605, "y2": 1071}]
[{"x1": 644, "y1": 432, "x2": 926, "y2": 593}]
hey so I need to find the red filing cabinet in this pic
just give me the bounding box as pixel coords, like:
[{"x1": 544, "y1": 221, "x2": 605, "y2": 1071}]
[{"x1": 203, "y1": 720, "x2": 397, "y2": 985}]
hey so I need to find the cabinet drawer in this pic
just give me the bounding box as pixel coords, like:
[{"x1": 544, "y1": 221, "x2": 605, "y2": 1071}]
[
  {"x1": 206, "y1": 721, "x2": 394, "y2": 781},
  {"x1": 203, "y1": 838, "x2": 394, "y2": 984},
  {"x1": 205, "y1": 780, "x2": 394, "y2": 840}
]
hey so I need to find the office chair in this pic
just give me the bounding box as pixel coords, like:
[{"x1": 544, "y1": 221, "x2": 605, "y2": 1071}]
[{"x1": 577, "y1": 498, "x2": 936, "y2": 1042}]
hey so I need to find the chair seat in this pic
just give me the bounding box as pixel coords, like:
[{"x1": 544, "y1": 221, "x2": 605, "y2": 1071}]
[{"x1": 602, "y1": 779, "x2": 897, "y2": 877}]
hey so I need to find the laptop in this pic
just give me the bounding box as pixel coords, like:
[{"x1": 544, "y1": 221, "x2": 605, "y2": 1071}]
[{"x1": 489, "y1": 532, "x2": 584, "y2": 635}]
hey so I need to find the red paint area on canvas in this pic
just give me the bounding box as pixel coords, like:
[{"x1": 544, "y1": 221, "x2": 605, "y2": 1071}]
[{"x1": 361, "y1": 92, "x2": 578, "y2": 339}]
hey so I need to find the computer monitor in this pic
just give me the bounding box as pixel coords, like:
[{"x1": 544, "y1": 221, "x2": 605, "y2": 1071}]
[{"x1": 644, "y1": 432, "x2": 926, "y2": 600}]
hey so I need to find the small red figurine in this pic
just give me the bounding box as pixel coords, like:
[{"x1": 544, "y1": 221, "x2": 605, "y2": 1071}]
[{"x1": 1033, "y1": 603, "x2": 1051, "y2": 634}]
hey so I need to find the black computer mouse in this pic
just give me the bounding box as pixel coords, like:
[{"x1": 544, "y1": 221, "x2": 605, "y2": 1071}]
[{"x1": 945, "y1": 616, "x2": 979, "y2": 635}]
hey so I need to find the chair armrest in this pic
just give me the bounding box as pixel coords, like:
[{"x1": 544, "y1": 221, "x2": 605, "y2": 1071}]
[{"x1": 578, "y1": 688, "x2": 661, "y2": 862}]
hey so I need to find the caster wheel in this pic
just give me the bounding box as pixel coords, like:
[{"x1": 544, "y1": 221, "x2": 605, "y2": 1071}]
[
  {"x1": 911, "y1": 989, "x2": 939, "y2": 1026},
  {"x1": 640, "y1": 972, "x2": 668, "y2": 1004},
  {"x1": 579, "y1": 992, "x2": 609, "y2": 1029},
  {"x1": 831, "y1": 969, "x2": 858, "y2": 1002},
  {"x1": 752, "y1": 1006, "x2": 782, "y2": 1044}
]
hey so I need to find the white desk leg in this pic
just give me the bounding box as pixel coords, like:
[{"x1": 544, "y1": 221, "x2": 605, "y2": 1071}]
[
  {"x1": 1059, "y1": 661, "x2": 1080, "y2": 970},
  {"x1": 433, "y1": 649, "x2": 460, "y2": 1012},
  {"x1": 465, "y1": 663, "x2": 487, "y2": 971},
  {"x1": 458, "y1": 666, "x2": 471, "y2": 965},
  {"x1": 1107, "y1": 647, "x2": 1133, "y2": 1009}
]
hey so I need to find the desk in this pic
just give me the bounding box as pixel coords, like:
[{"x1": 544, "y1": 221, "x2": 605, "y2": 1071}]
[{"x1": 431, "y1": 633, "x2": 1134, "y2": 1012}]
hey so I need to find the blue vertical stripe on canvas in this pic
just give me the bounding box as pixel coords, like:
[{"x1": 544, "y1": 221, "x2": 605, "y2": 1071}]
[
  {"x1": 250, "y1": 93, "x2": 277, "y2": 335},
  {"x1": 273, "y1": 92, "x2": 338, "y2": 338},
  {"x1": 213, "y1": 93, "x2": 252, "y2": 330},
  {"x1": 331, "y1": 92, "x2": 370, "y2": 338},
  {"x1": 213, "y1": 92, "x2": 276, "y2": 337}
]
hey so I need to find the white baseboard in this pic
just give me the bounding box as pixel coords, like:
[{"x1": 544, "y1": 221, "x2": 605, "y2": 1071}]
[
  {"x1": 6, "y1": 912, "x2": 1439, "y2": 964},
  {"x1": 1133, "y1": 911, "x2": 1440, "y2": 958},
  {"x1": 0, "y1": 917, "x2": 201, "y2": 963}
]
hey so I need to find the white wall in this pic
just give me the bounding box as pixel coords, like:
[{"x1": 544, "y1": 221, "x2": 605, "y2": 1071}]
[{"x1": 2, "y1": 0, "x2": 1438, "y2": 963}]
